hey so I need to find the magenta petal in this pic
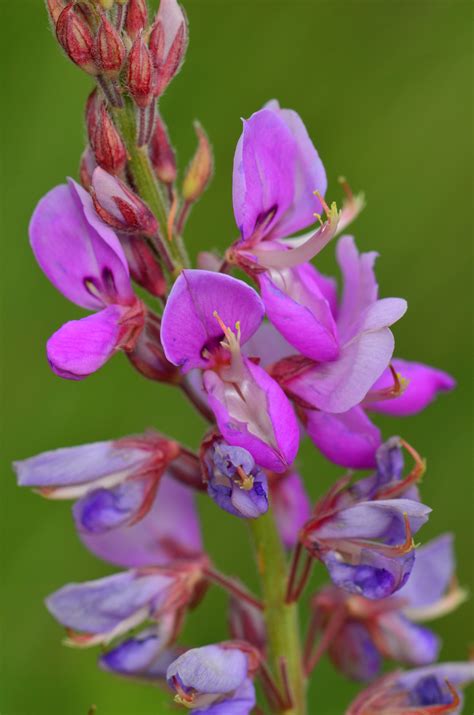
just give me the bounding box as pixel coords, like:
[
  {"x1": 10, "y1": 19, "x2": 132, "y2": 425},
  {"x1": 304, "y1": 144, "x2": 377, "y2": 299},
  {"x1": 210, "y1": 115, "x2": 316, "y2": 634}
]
[
  {"x1": 368, "y1": 358, "x2": 456, "y2": 416},
  {"x1": 305, "y1": 406, "x2": 381, "y2": 469},
  {"x1": 161, "y1": 270, "x2": 264, "y2": 372},
  {"x1": 47, "y1": 305, "x2": 126, "y2": 380},
  {"x1": 233, "y1": 109, "x2": 297, "y2": 241},
  {"x1": 203, "y1": 359, "x2": 299, "y2": 472},
  {"x1": 336, "y1": 235, "x2": 378, "y2": 342},
  {"x1": 77, "y1": 474, "x2": 203, "y2": 568},
  {"x1": 259, "y1": 263, "x2": 339, "y2": 361},
  {"x1": 29, "y1": 181, "x2": 133, "y2": 310},
  {"x1": 264, "y1": 100, "x2": 327, "y2": 238},
  {"x1": 271, "y1": 470, "x2": 312, "y2": 548}
]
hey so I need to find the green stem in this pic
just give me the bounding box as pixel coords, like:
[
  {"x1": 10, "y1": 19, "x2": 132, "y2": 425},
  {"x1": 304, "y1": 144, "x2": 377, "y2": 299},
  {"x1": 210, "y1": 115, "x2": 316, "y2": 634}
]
[
  {"x1": 111, "y1": 97, "x2": 187, "y2": 271},
  {"x1": 249, "y1": 511, "x2": 306, "y2": 715}
]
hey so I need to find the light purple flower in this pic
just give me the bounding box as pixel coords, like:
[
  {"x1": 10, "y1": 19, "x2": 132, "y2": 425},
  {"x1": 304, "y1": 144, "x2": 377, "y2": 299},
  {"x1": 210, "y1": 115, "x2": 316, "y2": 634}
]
[
  {"x1": 29, "y1": 179, "x2": 145, "y2": 379},
  {"x1": 270, "y1": 469, "x2": 312, "y2": 548},
  {"x1": 161, "y1": 270, "x2": 299, "y2": 471},
  {"x1": 46, "y1": 561, "x2": 206, "y2": 648},
  {"x1": 201, "y1": 436, "x2": 268, "y2": 519},
  {"x1": 14, "y1": 432, "x2": 180, "y2": 530},
  {"x1": 346, "y1": 662, "x2": 474, "y2": 715},
  {"x1": 167, "y1": 643, "x2": 257, "y2": 712},
  {"x1": 301, "y1": 438, "x2": 431, "y2": 599}
]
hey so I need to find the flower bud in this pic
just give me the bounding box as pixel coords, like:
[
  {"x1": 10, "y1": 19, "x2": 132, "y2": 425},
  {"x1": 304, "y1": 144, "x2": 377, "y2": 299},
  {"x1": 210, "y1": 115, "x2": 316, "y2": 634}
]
[
  {"x1": 127, "y1": 311, "x2": 181, "y2": 383},
  {"x1": 149, "y1": 0, "x2": 188, "y2": 97},
  {"x1": 79, "y1": 145, "x2": 97, "y2": 190},
  {"x1": 182, "y1": 122, "x2": 213, "y2": 203},
  {"x1": 90, "y1": 103, "x2": 127, "y2": 174},
  {"x1": 91, "y1": 166, "x2": 158, "y2": 236},
  {"x1": 127, "y1": 33, "x2": 155, "y2": 109},
  {"x1": 46, "y1": 0, "x2": 67, "y2": 25},
  {"x1": 56, "y1": 3, "x2": 98, "y2": 75},
  {"x1": 229, "y1": 597, "x2": 266, "y2": 653},
  {"x1": 94, "y1": 15, "x2": 126, "y2": 78},
  {"x1": 125, "y1": 0, "x2": 148, "y2": 41},
  {"x1": 85, "y1": 87, "x2": 100, "y2": 137},
  {"x1": 149, "y1": 114, "x2": 177, "y2": 184},
  {"x1": 120, "y1": 235, "x2": 167, "y2": 297}
]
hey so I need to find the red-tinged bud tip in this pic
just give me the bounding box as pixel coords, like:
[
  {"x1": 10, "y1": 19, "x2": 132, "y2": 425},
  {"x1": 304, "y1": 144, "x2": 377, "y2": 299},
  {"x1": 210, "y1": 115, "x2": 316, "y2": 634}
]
[
  {"x1": 94, "y1": 15, "x2": 126, "y2": 78},
  {"x1": 127, "y1": 311, "x2": 181, "y2": 383},
  {"x1": 79, "y1": 146, "x2": 97, "y2": 190},
  {"x1": 182, "y1": 122, "x2": 213, "y2": 203},
  {"x1": 127, "y1": 33, "x2": 155, "y2": 109},
  {"x1": 46, "y1": 0, "x2": 67, "y2": 25},
  {"x1": 149, "y1": 114, "x2": 177, "y2": 184},
  {"x1": 91, "y1": 166, "x2": 158, "y2": 236},
  {"x1": 149, "y1": 0, "x2": 188, "y2": 97},
  {"x1": 125, "y1": 0, "x2": 148, "y2": 41},
  {"x1": 90, "y1": 103, "x2": 127, "y2": 174},
  {"x1": 56, "y1": 4, "x2": 98, "y2": 75}
]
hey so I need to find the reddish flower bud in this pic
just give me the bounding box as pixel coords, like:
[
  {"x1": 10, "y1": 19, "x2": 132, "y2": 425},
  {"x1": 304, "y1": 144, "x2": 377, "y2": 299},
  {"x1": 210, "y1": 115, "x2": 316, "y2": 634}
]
[
  {"x1": 149, "y1": 0, "x2": 188, "y2": 97},
  {"x1": 127, "y1": 311, "x2": 181, "y2": 383},
  {"x1": 46, "y1": 0, "x2": 67, "y2": 25},
  {"x1": 85, "y1": 87, "x2": 100, "y2": 138},
  {"x1": 56, "y1": 3, "x2": 98, "y2": 75},
  {"x1": 229, "y1": 596, "x2": 266, "y2": 653},
  {"x1": 127, "y1": 33, "x2": 155, "y2": 109},
  {"x1": 91, "y1": 166, "x2": 158, "y2": 236},
  {"x1": 94, "y1": 15, "x2": 126, "y2": 78},
  {"x1": 182, "y1": 122, "x2": 213, "y2": 203},
  {"x1": 125, "y1": 0, "x2": 148, "y2": 41},
  {"x1": 120, "y1": 235, "x2": 167, "y2": 297},
  {"x1": 90, "y1": 103, "x2": 127, "y2": 174},
  {"x1": 149, "y1": 113, "x2": 177, "y2": 184},
  {"x1": 79, "y1": 145, "x2": 97, "y2": 190}
]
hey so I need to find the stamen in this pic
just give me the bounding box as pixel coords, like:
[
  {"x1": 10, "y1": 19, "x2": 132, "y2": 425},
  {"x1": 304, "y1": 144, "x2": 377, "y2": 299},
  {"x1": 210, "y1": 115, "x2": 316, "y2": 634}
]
[
  {"x1": 172, "y1": 677, "x2": 195, "y2": 706},
  {"x1": 313, "y1": 189, "x2": 332, "y2": 218},
  {"x1": 236, "y1": 465, "x2": 254, "y2": 491},
  {"x1": 376, "y1": 439, "x2": 426, "y2": 500},
  {"x1": 338, "y1": 175, "x2": 354, "y2": 201}
]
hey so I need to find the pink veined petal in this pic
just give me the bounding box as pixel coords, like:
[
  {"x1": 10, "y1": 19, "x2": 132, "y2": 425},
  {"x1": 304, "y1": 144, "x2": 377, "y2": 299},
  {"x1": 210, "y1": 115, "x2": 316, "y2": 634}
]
[
  {"x1": 161, "y1": 270, "x2": 264, "y2": 372},
  {"x1": 203, "y1": 358, "x2": 299, "y2": 473},
  {"x1": 305, "y1": 406, "x2": 381, "y2": 469},
  {"x1": 259, "y1": 263, "x2": 339, "y2": 362},
  {"x1": 336, "y1": 235, "x2": 379, "y2": 343},
  {"x1": 233, "y1": 109, "x2": 297, "y2": 241},
  {"x1": 367, "y1": 358, "x2": 456, "y2": 416},
  {"x1": 264, "y1": 100, "x2": 327, "y2": 238},
  {"x1": 156, "y1": 0, "x2": 187, "y2": 57},
  {"x1": 46, "y1": 305, "x2": 128, "y2": 380},
  {"x1": 29, "y1": 181, "x2": 133, "y2": 310},
  {"x1": 77, "y1": 474, "x2": 203, "y2": 568}
]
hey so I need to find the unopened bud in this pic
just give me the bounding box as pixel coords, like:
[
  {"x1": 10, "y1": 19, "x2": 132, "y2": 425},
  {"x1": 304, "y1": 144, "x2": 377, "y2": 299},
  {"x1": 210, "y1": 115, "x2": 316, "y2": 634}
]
[
  {"x1": 56, "y1": 3, "x2": 98, "y2": 75},
  {"x1": 90, "y1": 103, "x2": 127, "y2": 174},
  {"x1": 46, "y1": 0, "x2": 67, "y2": 25},
  {"x1": 125, "y1": 0, "x2": 148, "y2": 41},
  {"x1": 182, "y1": 122, "x2": 213, "y2": 203},
  {"x1": 79, "y1": 145, "x2": 97, "y2": 190},
  {"x1": 149, "y1": 0, "x2": 188, "y2": 97},
  {"x1": 127, "y1": 33, "x2": 155, "y2": 108},
  {"x1": 149, "y1": 114, "x2": 177, "y2": 184},
  {"x1": 94, "y1": 15, "x2": 126, "y2": 78},
  {"x1": 91, "y1": 166, "x2": 158, "y2": 235},
  {"x1": 85, "y1": 87, "x2": 100, "y2": 137},
  {"x1": 127, "y1": 311, "x2": 180, "y2": 383},
  {"x1": 120, "y1": 235, "x2": 167, "y2": 297}
]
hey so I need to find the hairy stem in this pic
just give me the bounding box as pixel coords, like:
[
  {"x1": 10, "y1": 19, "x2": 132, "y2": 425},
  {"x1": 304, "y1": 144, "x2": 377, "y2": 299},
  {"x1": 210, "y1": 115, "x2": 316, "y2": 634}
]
[{"x1": 249, "y1": 511, "x2": 306, "y2": 715}]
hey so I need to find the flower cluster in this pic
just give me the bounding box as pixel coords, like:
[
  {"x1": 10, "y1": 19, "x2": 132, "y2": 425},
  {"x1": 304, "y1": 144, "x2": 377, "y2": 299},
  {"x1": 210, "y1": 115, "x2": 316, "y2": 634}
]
[{"x1": 15, "y1": 1, "x2": 471, "y2": 713}]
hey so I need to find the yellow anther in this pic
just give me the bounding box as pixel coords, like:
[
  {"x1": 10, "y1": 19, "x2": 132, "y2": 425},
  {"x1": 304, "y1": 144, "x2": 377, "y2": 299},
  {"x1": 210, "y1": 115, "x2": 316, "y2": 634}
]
[{"x1": 236, "y1": 466, "x2": 254, "y2": 491}]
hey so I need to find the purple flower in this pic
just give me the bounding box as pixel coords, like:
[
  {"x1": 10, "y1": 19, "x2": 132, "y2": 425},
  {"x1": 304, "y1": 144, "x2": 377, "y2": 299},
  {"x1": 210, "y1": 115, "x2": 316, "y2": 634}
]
[
  {"x1": 29, "y1": 179, "x2": 146, "y2": 379},
  {"x1": 270, "y1": 468, "x2": 312, "y2": 548},
  {"x1": 301, "y1": 438, "x2": 431, "y2": 599},
  {"x1": 201, "y1": 435, "x2": 268, "y2": 518},
  {"x1": 161, "y1": 270, "x2": 299, "y2": 471},
  {"x1": 311, "y1": 534, "x2": 465, "y2": 681},
  {"x1": 46, "y1": 561, "x2": 206, "y2": 648},
  {"x1": 14, "y1": 432, "x2": 180, "y2": 531},
  {"x1": 346, "y1": 662, "x2": 474, "y2": 715},
  {"x1": 167, "y1": 642, "x2": 257, "y2": 712}
]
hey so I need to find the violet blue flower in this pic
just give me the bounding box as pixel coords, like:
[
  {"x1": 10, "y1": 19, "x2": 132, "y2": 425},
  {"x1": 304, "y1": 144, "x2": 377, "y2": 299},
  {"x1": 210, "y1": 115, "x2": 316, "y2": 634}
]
[
  {"x1": 346, "y1": 662, "x2": 474, "y2": 715},
  {"x1": 166, "y1": 642, "x2": 257, "y2": 712},
  {"x1": 201, "y1": 436, "x2": 268, "y2": 518},
  {"x1": 29, "y1": 179, "x2": 146, "y2": 379},
  {"x1": 46, "y1": 561, "x2": 206, "y2": 648},
  {"x1": 301, "y1": 438, "x2": 431, "y2": 599},
  {"x1": 161, "y1": 270, "x2": 299, "y2": 472},
  {"x1": 311, "y1": 534, "x2": 465, "y2": 681},
  {"x1": 14, "y1": 432, "x2": 180, "y2": 530}
]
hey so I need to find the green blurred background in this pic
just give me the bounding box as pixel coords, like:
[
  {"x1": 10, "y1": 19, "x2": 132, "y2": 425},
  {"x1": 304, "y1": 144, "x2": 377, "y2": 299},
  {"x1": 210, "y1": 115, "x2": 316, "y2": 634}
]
[{"x1": 1, "y1": 1, "x2": 473, "y2": 713}]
